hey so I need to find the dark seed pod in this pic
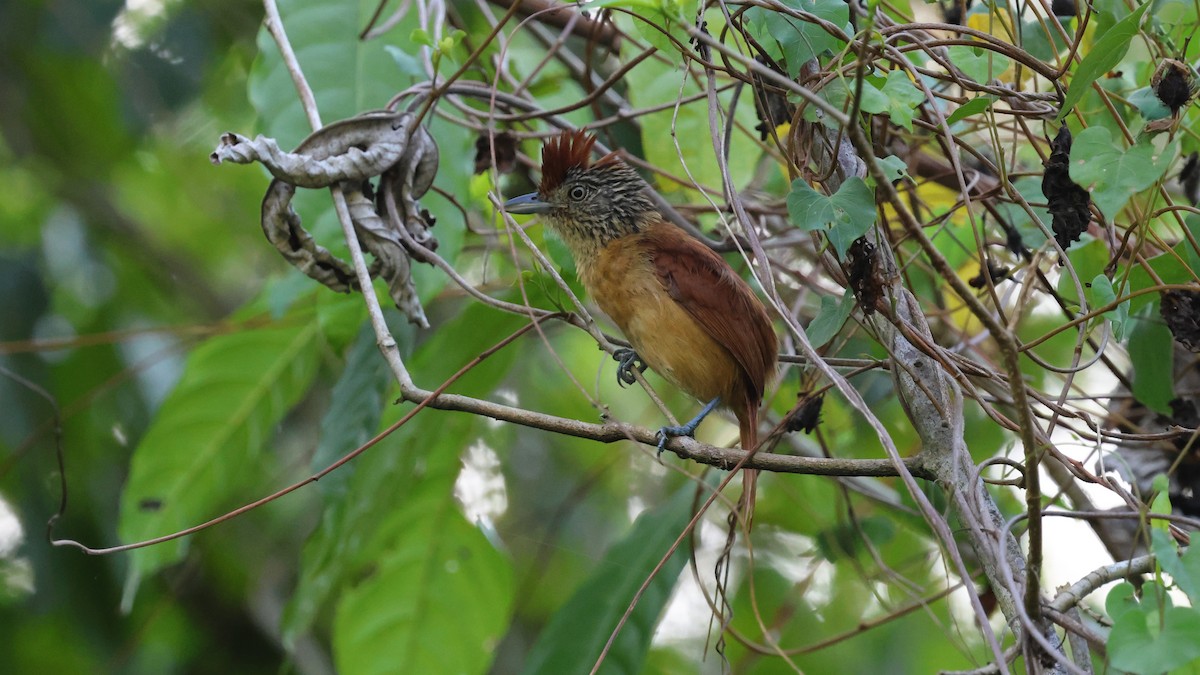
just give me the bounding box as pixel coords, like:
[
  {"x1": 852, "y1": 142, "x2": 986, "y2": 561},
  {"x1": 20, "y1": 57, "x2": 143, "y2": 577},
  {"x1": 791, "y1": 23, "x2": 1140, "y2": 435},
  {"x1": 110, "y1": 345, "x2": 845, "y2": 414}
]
[
  {"x1": 1152, "y1": 59, "x2": 1198, "y2": 114},
  {"x1": 786, "y1": 392, "x2": 825, "y2": 434},
  {"x1": 750, "y1": 55, "x2": 795, "y2": 141},
  {"x1": 968, "y1": 259, "x2": 1011, "y2": 288},
  {"x1": 1162, "y1": 286, "x2": 1200, "y2": 352},
  {"x1": 474, "y1": 132, "x2": 517, "y2": 174},
  {"x1": 847, "y1": 237, "x2": 883, "y2": 316},
  {"x1": 1041, "y1": 125, "x2": 1092, "y2": 250},
  {"x1": 1050, "y1": 0, "x2": 1076, "y2": 17}
]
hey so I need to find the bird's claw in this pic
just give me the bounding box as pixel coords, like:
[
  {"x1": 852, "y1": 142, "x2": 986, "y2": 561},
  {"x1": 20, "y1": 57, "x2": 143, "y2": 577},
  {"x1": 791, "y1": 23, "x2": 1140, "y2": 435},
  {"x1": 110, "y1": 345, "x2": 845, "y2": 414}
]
[
  {"x1": 655, "y1": 398, "x2": 719, "y2": 457},
  {"x1": 613, "y1": 348, "x2": 646, "y2": 388},
  {"x1": 655, "y1": 423, "x2": 693, "y2": 457}
]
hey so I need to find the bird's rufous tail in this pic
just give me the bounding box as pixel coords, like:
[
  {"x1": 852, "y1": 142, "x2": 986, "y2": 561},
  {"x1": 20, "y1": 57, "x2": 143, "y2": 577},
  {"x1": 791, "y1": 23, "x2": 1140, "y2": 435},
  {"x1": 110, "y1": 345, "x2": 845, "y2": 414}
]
[{"x1": 737, "y1": 407, "x2": 760, "y2": 532}]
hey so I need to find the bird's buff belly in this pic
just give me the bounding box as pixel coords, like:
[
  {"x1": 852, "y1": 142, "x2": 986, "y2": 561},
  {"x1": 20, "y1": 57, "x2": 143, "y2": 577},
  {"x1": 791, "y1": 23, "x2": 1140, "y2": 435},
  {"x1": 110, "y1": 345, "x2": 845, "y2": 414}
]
[{"x1": 583, "y1": 258, "x2": 739, "y2": 403}]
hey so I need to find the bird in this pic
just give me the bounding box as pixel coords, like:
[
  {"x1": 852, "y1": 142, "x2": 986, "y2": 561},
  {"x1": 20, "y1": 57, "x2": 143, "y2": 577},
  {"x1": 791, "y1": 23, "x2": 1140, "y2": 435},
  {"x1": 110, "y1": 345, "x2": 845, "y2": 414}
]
[{"x1": 504, "y1": 130, "x2": 778, "y2": 529}]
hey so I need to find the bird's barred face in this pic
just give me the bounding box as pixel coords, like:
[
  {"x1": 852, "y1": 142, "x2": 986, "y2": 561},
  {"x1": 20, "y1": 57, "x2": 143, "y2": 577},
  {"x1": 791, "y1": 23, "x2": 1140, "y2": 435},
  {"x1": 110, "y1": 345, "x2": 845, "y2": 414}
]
[
  {"x1": 503, "y1": 129, "x2": 656, "y2": 251},
  {"x1": 541, "y1": 163, "x2": 655, "y2": 245}
]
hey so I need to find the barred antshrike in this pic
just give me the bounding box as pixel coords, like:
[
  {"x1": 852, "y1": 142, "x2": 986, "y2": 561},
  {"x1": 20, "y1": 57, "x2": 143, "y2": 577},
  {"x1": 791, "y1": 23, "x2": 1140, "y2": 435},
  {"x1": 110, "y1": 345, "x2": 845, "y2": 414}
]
[{"x1": 505, "y1": 130, "x2": 778, "y2": 528}]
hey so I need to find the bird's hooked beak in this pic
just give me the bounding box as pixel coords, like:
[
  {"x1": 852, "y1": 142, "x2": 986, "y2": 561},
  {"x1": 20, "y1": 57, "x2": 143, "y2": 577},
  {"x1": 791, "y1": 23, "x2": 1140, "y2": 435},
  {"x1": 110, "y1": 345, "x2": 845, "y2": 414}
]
[{"x1": 503, "y1": 192, "x2": 554, "y2": 215}]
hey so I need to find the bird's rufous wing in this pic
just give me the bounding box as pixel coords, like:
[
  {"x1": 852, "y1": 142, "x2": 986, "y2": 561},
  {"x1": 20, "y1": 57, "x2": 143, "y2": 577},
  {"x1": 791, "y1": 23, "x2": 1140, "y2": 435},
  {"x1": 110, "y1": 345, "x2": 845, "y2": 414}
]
[{"x1": 643, "y1": 221, "x2": 777, "y2": 405}]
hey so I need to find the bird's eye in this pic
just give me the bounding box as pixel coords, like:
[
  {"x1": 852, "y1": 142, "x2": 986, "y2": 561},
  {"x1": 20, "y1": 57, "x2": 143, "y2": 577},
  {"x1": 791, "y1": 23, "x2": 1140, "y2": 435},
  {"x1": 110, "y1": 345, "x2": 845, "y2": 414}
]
[{"x1": 568, "y1": 185, "x2": 587, "y2": 201}]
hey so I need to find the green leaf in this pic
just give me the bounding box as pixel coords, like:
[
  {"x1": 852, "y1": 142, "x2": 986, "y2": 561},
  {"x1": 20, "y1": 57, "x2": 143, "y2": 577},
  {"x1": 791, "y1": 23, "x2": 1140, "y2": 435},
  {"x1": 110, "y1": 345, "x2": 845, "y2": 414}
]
[
  {"x1": 1110, "y1": 599, "x2": 1200, "y2": 673},
  {"x1": 309, "y1": 323, "x2": 394, "y2": 497},
  {"x1": 118, "y1": 308, "x2": 322, "y2": 590},
  {"x1": 1151, "y1": 529, "x2": 1200, "y2": 601},
  {"x1": 410, "y1": 301, "x2": 529, "y2": 396},
  {"x1": 250, "y1": 0, "x2": 410, "y2": 147},
  {"x1": 1068, "y1": 127, "x2": 1178, "y2": 221},
  {"x1": 288, "y1": 404, "x2": 515, "y2": 672},
  {"x1": 880, "y1": 70, "x2": 926, "y2": 131},
  {"x1": 807, "y1": 291, "x2": 855, "y2": 347},
  {"x1": 285, "y1": 280, "x2": 508, "y2": 652},
  {"x1": 442, "y1": 29, "x2": 465, "y2": 49},
  {"x1": 1185, "y1": 215, "x2": 1200, "y2": 274},
  {"x1": 1150, "y1": 474, "x2": 1173, "y2": 532},
  {"x1": 821, "y1": 77, "x2": 889, "y2": 114},
  {"x1": 1129, "y1": 303, "x2": 1175, "y2": 415},
  {"x1": 875, "y1": 154, "x2": 909, "y2": 183},
  {"x1": 283, "y1": 409, "x2": 480, "y2": 650},
  {"x1": 1086, "y1": 275, "x2": 1130, "y2": 340},
  {"x1": 1150, "y1": 0, "x2": 1199, "y2": 27},
  {"x1": 592, "y1": 0, "x2": 698, "y2": 53},
  {"x1": 945, "y1": 46, "x2": 1011, "y2": 85},
  {"x1": 1021, "y1": 16, "x2": 1071, "y2": 63},
  {"x1": 1106, "y1": 582, "x2": 1140, "y2": 623},
  {"x1": 522, "y1": 484, "x2": 695, "y2": 675},
  {"x1": 316, "y1": 290, "x2": 370, "y2": 350},
  {"x1": 947, "y1": 95, "x2": 999, "y2": 125},
  {"x1": 1129, "y1": 86, "x2": 1173, "y2": 121},
  {"x1": 410, "y1": 28, "x2": 435, "y2": 48},
  {"x1": 332, "y1": 472, "x2": 514, "y2": 675},
  {"x1": 384, "y1": 45, "x2": 423, "y2": 78},
  {"x1": 787, "y1": 177, "x2": 877, "y2": 259},
  {"x1": 1057, "y1": 2, "x2": 1150, "y2": 120},
  {"x1": 1057, "y1": 238, "x2": 1107, "y2": 304},
  {"x1": 1179, "y1": 541, "x2": 1200, "y2": 605},
  {"x1": 752, "y1": 0, "x2": 850, "y2": 77},
  {"x1": 1125, "y1": 233, "x2": 1198, "y2": 314}
]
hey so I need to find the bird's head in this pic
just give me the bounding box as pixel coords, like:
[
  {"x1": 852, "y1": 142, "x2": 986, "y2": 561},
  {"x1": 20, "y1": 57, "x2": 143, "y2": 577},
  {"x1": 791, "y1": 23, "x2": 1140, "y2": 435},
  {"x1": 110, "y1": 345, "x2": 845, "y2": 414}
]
[{"x1": 504, "y1": 130, "x2": 655, "y2": 249}]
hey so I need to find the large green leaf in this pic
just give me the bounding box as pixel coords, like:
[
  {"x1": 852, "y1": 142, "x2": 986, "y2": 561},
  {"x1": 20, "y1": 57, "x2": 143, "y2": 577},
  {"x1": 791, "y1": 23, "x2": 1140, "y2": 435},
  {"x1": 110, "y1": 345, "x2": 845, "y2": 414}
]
[
  {"x1": 595, "y1": 0, "x2": 698, "y2": 54},
  {"x1": 1123, "y1": 226, "x2": 1200, "y2": 314},
  {"x1": 787, "y1": 177, "x2": 877, "y2": 259},
  {"x1": 335, "y1": 507, "x2": 513, "y2": 674},
  {"x1": 330, "y1": 415, "x2": 514, "y2": 675},
  {"x1": 118, "y1": 306, "x2": 323, "y2": 588},
  {"x1": 1068, "y1": 127, "x2": 1177, "y2": 222},
  {"x1": 309, "y1": 322, "x2": 395, "y2": 497},
  {"x1": 281, "y1": 408, "x2": 453, "y2": 649},
  {"x1": 807, "y1": 291, "x2": 855, "y2": 348},
  {"x1": 522, "y1": 484, "x2": 695, "y2": 675},
  {"x1": 1151, "y1": 529, "x2": 1200, "y2": 604},
  {"x1": 947, "y1": 95, "x2": 999, "y2": 125},
  {"x1": 1056, "y1": 2, "x2": 1150, "y2": 120},
  {"x1": 879, "y1": 70, "x2": 926, "y2": 131},
  {"x1": 1108, "y1": 580, "x2": 1200, "y2": 674},
  {"x1": 284, "y1": 305, "x2": 524, "y2": 646},
  {"x1": 820, "y1": 77, "x2": 889, "y2": 115},
  {"x1": 1057, "y1": 237, "x2": 1107, "y2": 305},
  {"x1": 750, "y1": 0, "x2": 850, "y2": 77},
  {"x1": 249, "y1": 0, "x2": 408, "y2": 145},
  {"x1": 1129, "y1": 303, "x2": 1175, "y2": 415}
]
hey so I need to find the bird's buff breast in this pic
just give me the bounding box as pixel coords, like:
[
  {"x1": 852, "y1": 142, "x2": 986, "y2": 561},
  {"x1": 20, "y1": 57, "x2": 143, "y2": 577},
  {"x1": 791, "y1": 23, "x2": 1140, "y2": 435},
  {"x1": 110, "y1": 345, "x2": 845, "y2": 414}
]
[{"x1": 579, "y1": 237, "x2": 739, "y2": 403}]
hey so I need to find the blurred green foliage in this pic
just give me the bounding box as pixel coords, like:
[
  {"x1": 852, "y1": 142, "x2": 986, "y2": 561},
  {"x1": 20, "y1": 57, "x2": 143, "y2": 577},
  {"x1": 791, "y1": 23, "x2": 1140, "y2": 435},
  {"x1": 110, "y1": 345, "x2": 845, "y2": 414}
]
[{"x1": 3, "y1": 0, "x2": 1198, "y2": 672}]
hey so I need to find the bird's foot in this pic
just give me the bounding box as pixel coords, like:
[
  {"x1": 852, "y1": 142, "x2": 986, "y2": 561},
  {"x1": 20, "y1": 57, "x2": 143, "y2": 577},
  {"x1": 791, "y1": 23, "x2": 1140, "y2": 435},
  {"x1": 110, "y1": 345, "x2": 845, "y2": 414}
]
[
  {"x1": 656, "y1": 422, "x2": 698, "y2": 456},
  {"x1": 656, "y1": 397, "x2": 721, "y2": 457},
  {"x1": 612, "y1": 348, "x2": 647, "y2": 388}
]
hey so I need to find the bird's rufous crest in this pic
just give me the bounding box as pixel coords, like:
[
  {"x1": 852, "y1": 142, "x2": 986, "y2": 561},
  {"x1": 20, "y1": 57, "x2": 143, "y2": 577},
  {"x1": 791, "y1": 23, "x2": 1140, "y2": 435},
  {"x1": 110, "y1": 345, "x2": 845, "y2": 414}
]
[{"x1": 538, "y1": 130, "x2": 619, "y2": 194}]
